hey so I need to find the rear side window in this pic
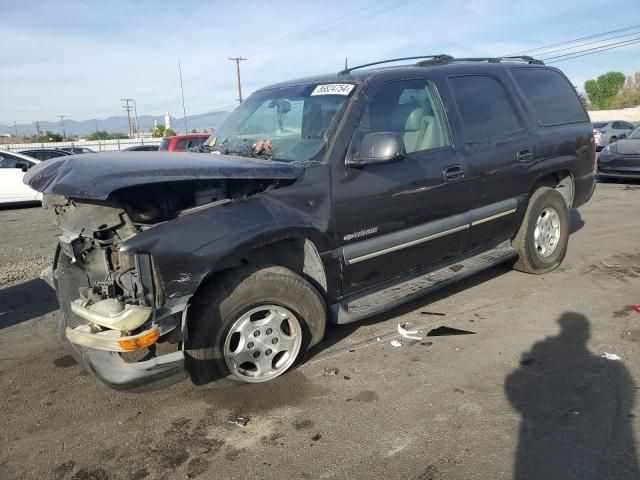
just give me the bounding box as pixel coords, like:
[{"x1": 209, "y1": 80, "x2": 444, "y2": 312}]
[
  {"x1": 175, "y1": 138, "x2": 189, "y2": 149},
  {"x1": 449, "y1": 75, "x2": 521, "y2": 142},
  {"x1": 159, "y1": 138, "x2": 171, "y2": 150},
  {"x1": 511, "y1": 69, "x2": 588, "y2": 126}
]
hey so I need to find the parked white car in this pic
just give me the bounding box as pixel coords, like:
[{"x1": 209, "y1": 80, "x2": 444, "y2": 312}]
[{"x1": 0, "y1": 149, "x2": 42, "y2": 205}]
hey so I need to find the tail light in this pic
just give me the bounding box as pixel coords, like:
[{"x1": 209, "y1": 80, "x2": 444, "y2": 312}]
[{"x1": 590, "y1": 135, "x2": 597, "y2": 171}]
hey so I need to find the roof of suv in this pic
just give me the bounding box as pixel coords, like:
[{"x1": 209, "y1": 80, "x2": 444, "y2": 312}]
[{"x1": 259, "y1": 55, "x2": 551, "y2": 91}]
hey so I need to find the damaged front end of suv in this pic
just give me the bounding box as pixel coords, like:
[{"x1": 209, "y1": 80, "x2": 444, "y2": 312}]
[{"x1": 26, "y1": 152, "x2": 305, "y2": 391}]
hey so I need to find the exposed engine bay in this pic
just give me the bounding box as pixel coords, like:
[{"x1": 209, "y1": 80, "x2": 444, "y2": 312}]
[{"x1": 50, "y1": 178, "x2": 285, "y2": 358}]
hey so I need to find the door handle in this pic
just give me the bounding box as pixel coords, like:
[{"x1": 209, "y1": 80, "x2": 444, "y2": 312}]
[
  {"x1": 516, "y1": 148, "x2": 534, "y2": 162},
  {"x1": 443, "y1": 165, "x2": 465, "y2": 181}
]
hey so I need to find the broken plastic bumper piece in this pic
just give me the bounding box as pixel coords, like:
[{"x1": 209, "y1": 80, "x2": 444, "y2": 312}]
[
  {"x1": 71, "y1": 298, "x2": 152, "y2": 331},
  {"x1": 65, "y1": 324, "x2": 160, "y2": 352}
]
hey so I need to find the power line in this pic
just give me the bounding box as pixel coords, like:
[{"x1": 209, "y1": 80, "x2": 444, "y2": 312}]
[
  {"x1": 134, "y1": 0, "x2": 415, "y2": 99},
  {"x1": 507, "y1": 24, "x2": 640, "y2": 56},
  {"x1": 534, "y1": 30, "x2": 640, "y2": 57},
  {"x1": 546, "y1": 37, "x2": 640, "y2": 64},
  {"x1": 542, "y1": 35, "x2": 640, "y2": 61}
]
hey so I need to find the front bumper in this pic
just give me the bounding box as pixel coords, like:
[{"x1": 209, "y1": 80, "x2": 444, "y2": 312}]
[
  {"x1": 54, "y1": 247, "x2": 188, "y2": 391},
  {"x1": 58, "y1": 312, "x2": 187, "y2": 392}
]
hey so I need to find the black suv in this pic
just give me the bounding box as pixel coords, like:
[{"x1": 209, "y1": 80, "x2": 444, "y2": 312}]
[{"x1": 26, "y1": 55, "x2": 595, "y2": 390}]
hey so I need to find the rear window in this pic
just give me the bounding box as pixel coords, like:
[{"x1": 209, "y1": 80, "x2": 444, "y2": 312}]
[
  {"x1": 449, "y1": 75, "x2": 521, "y2": 142},
  {"x1": 511, "y1": 69, "x2": 588, "y2": 126},
  {"x1": 159, "y1": 138, "x2": 171, "y2": 150}
]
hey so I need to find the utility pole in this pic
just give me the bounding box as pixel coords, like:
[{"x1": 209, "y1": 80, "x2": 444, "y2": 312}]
[
  {"x1": 133, "y1": 99, "x2": 139, "y2": 138},
  {"x1": 228, "y1": 56, "x2": 247, "y2": 103},
  {"x1": 13, "y1": 121, "x2": 18, "y2": 138},
  {"x1": 121, "y1": 98, "x2": 134, "y2": 138},
  {"x1": 34, "y1": 121, "x2": 41, "y2": 138},
  {"x1": 178, "y1": 60, "x2": 188, "y2": 134},
  {"x1": 58, "y1": 115, "x2": 66, "y2": 141}
]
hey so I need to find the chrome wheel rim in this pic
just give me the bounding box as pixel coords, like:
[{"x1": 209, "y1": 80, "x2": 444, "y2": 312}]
[
  {"x1": 223, "y1": 305, "x2": 302, "y2": 383},
  {"x1": 534, "y1": 207, "x2": 561, "y2": 257}
]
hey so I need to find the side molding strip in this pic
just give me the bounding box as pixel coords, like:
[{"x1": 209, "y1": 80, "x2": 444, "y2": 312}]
[
  {"x1": 347, "y1": 224, "x2": 469, "y2": 265},
  {"x1": 471, "y1": 208, "x2": 517, "y2": 226}
]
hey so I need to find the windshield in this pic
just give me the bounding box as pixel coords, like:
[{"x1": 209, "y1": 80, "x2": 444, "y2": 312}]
[
  {"x1": 592, "y1": 122, "x2": 607, "y2": 129},
  {"x1": 203, "y1": 83, "x2": 355, "y2": 162},
  {"x1": 628, "y1": 126, "x2": 640, "y2": 139}
]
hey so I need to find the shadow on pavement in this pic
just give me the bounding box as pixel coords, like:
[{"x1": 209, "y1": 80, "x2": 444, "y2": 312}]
[
  {"x1": 310, "y1": 263, "x2": 512, "y2": 361},
  {"x1": 570, "y1": 209, "x2": 584, "y2": 234},
  {"x1": 0, "y1": 278, "x2": 58, "y2": 330},
  {"x1": 505, "y1": 312, "x2": 639, "y2": 480}
]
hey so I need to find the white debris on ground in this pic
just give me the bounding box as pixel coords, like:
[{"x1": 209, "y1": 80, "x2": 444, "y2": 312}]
[
  {"x1": 397, "y1": 323, "x2": 423, "y2": 341},
  {"x1": 602, "y1": 352, "x2": 622, "y2": 361}
]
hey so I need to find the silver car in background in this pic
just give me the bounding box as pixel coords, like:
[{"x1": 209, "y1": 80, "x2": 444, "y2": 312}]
[{"x1": 592, "y1": 120, "x2": 636, "y2": 149}]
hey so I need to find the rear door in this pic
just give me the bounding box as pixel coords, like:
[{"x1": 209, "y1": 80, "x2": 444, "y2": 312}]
[
  {"x1": 332, "y1": 77, "x2": 471, "y2": 293},
  {"x1": 447, "y1": 73, "x2": 532, "y2": 250}
]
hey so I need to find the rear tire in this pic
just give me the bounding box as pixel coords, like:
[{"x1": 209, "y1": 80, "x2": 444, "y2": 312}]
[
  {"x1": 512, "y1": 187, "x2": 569, "y2": 274},
  {"x1": 185, "y1": 265, "x2": 326, "y2": 385}
]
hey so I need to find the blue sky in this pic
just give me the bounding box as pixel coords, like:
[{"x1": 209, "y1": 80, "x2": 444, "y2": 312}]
[{"x1": 1, "y1": 0, "x2": 640, "y2": 125}]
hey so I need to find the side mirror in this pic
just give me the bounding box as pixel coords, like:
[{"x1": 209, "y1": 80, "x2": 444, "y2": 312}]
[
  {"x1": 347, "y1": 132, "x2": 405, "y2": 168},
  {"x1": 618, "y1": 133, "x2": 627, "y2": 139},
  {"x1": 16, "y1": 161, "x2": 30, "y2": 172}
]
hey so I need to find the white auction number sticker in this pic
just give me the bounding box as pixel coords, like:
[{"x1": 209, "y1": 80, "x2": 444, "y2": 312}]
[{"x1": 310, "y1": 83, "x2": 355, "y2": 96}]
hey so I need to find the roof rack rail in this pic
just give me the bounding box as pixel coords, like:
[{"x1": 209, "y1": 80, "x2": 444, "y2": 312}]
[
  {"x1": 339, "y1": 55, "x2": 453, "y2": 75},
  {"x1": 416, "y1": 55, "x2": 544, "y2": 66}
]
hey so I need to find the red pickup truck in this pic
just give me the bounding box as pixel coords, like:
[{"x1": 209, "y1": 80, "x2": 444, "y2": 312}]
[{"x1": 159, "y1": 134, "x2": 210, "y2": 152}]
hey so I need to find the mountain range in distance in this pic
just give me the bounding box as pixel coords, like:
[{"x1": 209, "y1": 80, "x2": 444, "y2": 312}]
[{"x1": 0, "y1": 110, "x2": 231, "y2": 137}]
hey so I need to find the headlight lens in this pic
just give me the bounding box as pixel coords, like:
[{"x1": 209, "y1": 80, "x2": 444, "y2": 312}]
[{"x1": 601, "y1": 143, "x2": 617, "y2": 155}]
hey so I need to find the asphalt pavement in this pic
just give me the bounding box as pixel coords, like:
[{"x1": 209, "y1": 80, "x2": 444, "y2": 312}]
[{"x1": 1, "y1": 182, "x2": 639, "y2": 480}]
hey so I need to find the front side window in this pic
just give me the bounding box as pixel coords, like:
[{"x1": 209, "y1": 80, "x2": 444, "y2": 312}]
[
  {"x1": 0, "y1": 154, "x2": 32, "y2": 169},
  {"x1": 449, "y1": 75, "x2": 521, "y2": 142},
  {"x1": 353, "y1": 79, "x2": 451, "y2": 154},
  {"x1": 511, "y1": 68, "x2": 588, "y2": 126},
  {"x1": 205, "y1": 83, "x2": 355, "y2": 163}
]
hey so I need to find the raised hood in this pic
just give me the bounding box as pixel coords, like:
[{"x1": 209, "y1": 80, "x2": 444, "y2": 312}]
[{"x1": 24, "y1": 151, "x2": 303, "y2": 201}]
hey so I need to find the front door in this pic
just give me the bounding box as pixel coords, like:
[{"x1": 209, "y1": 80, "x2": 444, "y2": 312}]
[
  {"x1": 332, "y1": 78, "x2": 472, "y2": 294},
  {"x1": 0, "y1": 153, "x2": 37, "y2": 202}
]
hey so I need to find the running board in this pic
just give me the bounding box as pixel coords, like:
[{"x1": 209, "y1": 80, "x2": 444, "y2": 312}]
[{"x1": 329, "y1": 240, "x2": 516, "y2": 324}]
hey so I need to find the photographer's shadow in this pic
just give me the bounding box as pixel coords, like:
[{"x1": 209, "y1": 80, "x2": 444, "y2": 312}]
[{"x1": 505, "y1": 312, "x2": 639, "y2": 480}]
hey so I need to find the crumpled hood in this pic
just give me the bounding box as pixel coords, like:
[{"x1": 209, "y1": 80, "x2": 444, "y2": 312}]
[{"x1": 24, "y1": 151, "x2": 303, "y2": 200}]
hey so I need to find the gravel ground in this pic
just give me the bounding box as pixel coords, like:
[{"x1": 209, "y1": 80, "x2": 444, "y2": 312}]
[
  {"x1": 0, "y1": 206, "x2": 58, "y2": 286},
  {"x1": 1, "y1": 184, "x2": 640, "y2": 480}
]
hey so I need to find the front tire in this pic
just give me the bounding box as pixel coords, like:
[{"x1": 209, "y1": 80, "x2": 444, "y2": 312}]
[
  {"x1": 512, "y1": 187, "x2": 570, "y2": 274},
  {"x1": 185, "y1": 265, "x2": 326, "y2": 385}
]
